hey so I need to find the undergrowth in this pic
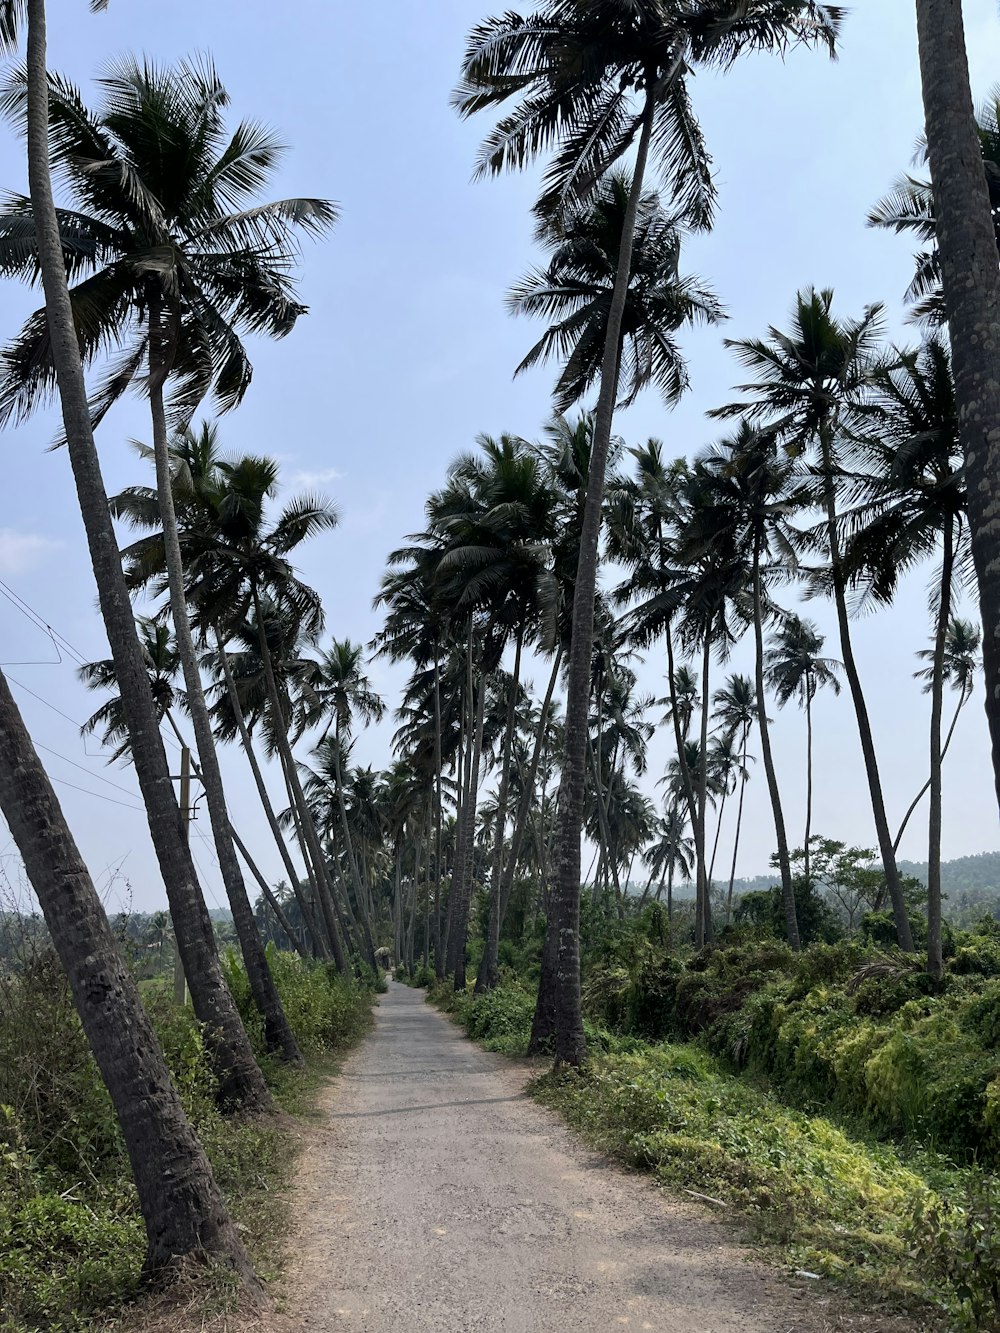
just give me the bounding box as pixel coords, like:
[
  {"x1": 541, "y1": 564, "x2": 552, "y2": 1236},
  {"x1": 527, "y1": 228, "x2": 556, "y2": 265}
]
[
  {"x1": 424, "y1": 967, "x2": 999, "y2": 1329},
  {"x1": 0, "y1": 944, "x2": 374, "y2": 1332}
]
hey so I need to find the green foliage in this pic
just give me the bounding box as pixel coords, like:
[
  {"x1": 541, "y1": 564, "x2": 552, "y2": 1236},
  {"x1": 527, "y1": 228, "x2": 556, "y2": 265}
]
[
  {"x1": 221, "y1": 945, "x2": 373, "y2": 1057},
  {"x1": 0, "y1": 944, "x2": 373, "y2": 1330},
  {"x1": 909, "y1": 1175, "x2": 1000, "y2": 1330},
  {"x1": 532, "y1": 1045, "x2": 955, "y2": 1316}
]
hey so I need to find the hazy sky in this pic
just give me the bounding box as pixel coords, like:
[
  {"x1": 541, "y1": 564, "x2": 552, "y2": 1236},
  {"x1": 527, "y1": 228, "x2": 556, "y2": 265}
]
[{"x1": 1, "y1": 1, "x2": 999, "y2": 916}]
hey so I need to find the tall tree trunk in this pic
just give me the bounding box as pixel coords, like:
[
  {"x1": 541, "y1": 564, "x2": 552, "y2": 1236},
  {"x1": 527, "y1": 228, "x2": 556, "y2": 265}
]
[
  {"x1": 804, "y1": 683, "x2": 814, "y2": 884},
  {"x1": 476, "y1": 629, "x2": 523, "y2": 994},
  {"x1": 146, "y1": 320, "x2": 300, "y2": 1065},
  {"x1": 665, "y1": 627, "x2": 700, "y2": 877},
  {"x1": 446, "y1": 619, "x2": 477, "y2": 976},
  {"x1": 331, "y1": 724, "x2": 377, "y2": 969},
  {"x1": 928, "y1": 522, "x2": 954, "y2": 979},
  {"x1": 250, "y1": 586, "x2": 347, "y2": 973},
  {"x1": 915, "y1": 0, "x2": 1000, "y2": 813},
  {"x1": 726, "y1": 724, "x2": 750, "y2": 922},
  {"x1": 432, "y1": 643, "x2": 445, "y2": 974},
  {"x1": 819, "y1": 434, "x2": 914, "y2": 950},
  {"x1": 539, "y1": 89, "x2": 659, "y2": 1067},
  {"x1": 22, "y1": 0, "x2": 268, "y2": 1112},
  {"x1": 695, "y1": 633, "x2": 714, "y2": 947},
  {"x1": 753, "y1": 544, "x2": 799, "y2": 949},
  {"x1": 893, "y1": 683, "x2": 969, "y2": 851},
  {"x1": 0, "y1": 665, "x2": 259, "y2": 1287},
  {"x1": 217, "y1": 637, "x2": 326, "y2": 959},
  {"x1": 452, "y1": 672, "x2": 486, "y2": 990}
]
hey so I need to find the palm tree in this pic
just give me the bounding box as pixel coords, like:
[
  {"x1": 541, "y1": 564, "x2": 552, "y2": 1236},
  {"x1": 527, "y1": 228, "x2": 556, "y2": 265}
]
[
  {"x1": 897, "y1": 617, "x2": 981, "y2": 850},
  {"x1": 456, "y1": 0, "x2": 842, "y2": 1067},
  {"x1": 844, "y1": 334, "x2": 967, "y2": 975},
  {"x1": 868, "y1": 86, "x2": 1000, "y2": 323},
  {"x1": 640, "y1": 800, "x2": 694, "y2": 928},
  {"x1": 764, "y1": 615, "x2": 841, "y2": 885},
  {"x1": 0, "y1": 9, "x2": 269, "y2": 1109},
  {"x1": 714, "y1": 288, "x2": 915, "y2": 952},
  {"x1": 0, "y1": 662, "x2": 258, "y2": 1282},
  {"x1": 711, "y1": 672, "x2": 757, "y2": 918},
  {"x1": 508, "y1": 169, "x2": 722, "y2": 411},
  {"x1": 300, "y1": 639, "x2": 386, "y2": 967},
  {"x1": 113, "y1": 428, "x2": 345, "y2": 972},
  {"x1": 912, "y1": 0, "x2": 1000, "y2": 823}
]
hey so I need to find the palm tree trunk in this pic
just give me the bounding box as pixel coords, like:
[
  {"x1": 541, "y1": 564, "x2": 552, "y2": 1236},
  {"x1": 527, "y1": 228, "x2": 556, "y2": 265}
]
[
  {"x1": 331, "y1": 724, "x2": 377, "y2": 969},
  {"x1": 495, "y1": 647, "x2": 561, "y2": 924},
  {"x1": 250, "y1": 585, "x2": 347, "y2": 973},
  {"x1": 22, "y1": 0, "x2": 269, "y2": 1112},
  {"x1": 665, "y1": 627, "x2": 700, "y2": 872},
  {"x1": 540, "y1": 89, "x2": 661, "y2": 1067},
  {"x1": 695, "y1": 633, "x2": 714, "y2": 947},
  {"x1": 452, "y1": 671, "x2": 486, "y2": 990},
  {"x1": 432, "y1": 643, "x2": 444, "y2": 974},
  {"x1": 893, "y1": 685, "x2": 968, "y2": 851},
  {"x1": 446, "y1": 619, "x2": 477, "y2": 976},
  {"x1": 804, "y1": 683, "x2": 814, "y2": 884},
  {"x1": 753, "y1": 541, "x2": 799, "y2": 949},
  {"x1": 914, "y1": 0, "x2": 1000, "y2": 814},
  {"x1": 726, "y1": 725, "x2": 749, "y2": 922},
  {"x1": 146, "y1": 316, "x2": 300, "y2": 1065},
  {"x1": 216, "y1": 636, "x2": 326, "y2": 959},
  {"x1": 928, "y1": 521, "x2": 954, "y2": 979},
  {"x1": 819, "y1": 436, "x2": 914, "y2": 951},
  {"x1": 707, "y1": 784, "x2": 728, "y2": 886},
  {"x1": 476, "y1": 629, "x2": 523, "y2": 993},
  {"x1": 0, "y1": 664, "x2": 259, "y2": 1286}
]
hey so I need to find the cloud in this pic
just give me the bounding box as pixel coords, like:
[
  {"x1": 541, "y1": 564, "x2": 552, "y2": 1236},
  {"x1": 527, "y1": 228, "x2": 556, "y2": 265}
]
[
  {"x1": 288, "y1": 466, "x2": 344, "y2": 489},
  {"x1": 0, "y1": 529, "x2": 61, "y2": 575}
]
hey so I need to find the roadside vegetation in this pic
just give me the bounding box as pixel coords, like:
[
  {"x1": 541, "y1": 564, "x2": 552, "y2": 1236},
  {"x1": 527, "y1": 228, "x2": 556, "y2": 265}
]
[
  {"x1": 0, "y1": 926, "x2": 375, "y2": 1332},
  {"x1": 412, "y1": 901, "x2": 1000, "y2": 1330}
]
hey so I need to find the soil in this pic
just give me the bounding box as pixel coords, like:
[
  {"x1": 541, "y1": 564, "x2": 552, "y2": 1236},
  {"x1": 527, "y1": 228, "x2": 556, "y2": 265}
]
[{"x1": 249, "y1": 982, "x2": 921, "y2": 1333}]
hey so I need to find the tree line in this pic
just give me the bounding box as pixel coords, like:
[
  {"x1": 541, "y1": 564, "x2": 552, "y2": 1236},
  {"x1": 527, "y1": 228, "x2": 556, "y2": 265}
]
[{"x1": 0, "y1": 0, "x2": 997, "y2": 1307}]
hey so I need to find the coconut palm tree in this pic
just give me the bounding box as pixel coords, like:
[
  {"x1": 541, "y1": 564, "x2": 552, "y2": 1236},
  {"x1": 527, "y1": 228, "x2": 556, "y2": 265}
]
[
  {"x1": 713, "y1": 288, "x2": 915, "y2": 952},
  {"x1": 0, "y1": 663, "x2": 259, "y2": 1282},
  {"x1": 844, "y1": 334, "x2": 967, "y2": 974},
  {"x1": 0, "y1": 58, "x2": 338, "y2": 1062},
  {"x1": 911, "y1": 0, "x2": 1000, "y2": 823},
  {"x1": 898, "y1": 617, "x2": 982, "y2": 851},
  {"x1": 711, "y1": 672, "x2": 757, "y2": 918},
  {"x1": 508, "y1": 169, "x2": 722, "y2": 411},
  {"x1": 764, "y1": 615, "x2": 841, "y2": 885},
  {"x1": 0, "y1": 17, "x2": 269, "y2": 1107},
  {"x1": 640, "y1": 800, "x2": 694, "y2": 930},
  {"x1": 455, "y1": 0, "x2": 842, "y2": 1067}
]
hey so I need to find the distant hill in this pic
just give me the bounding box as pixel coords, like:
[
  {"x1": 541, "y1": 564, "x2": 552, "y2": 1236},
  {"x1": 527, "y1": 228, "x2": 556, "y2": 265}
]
[{"x1": 898, "y1": 851, "x2": 1000, "y2": 896}]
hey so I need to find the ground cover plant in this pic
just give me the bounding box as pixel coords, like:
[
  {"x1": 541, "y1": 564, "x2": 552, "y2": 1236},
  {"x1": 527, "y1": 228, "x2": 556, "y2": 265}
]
[{"x1": 0, "y1": 942, "x2": 374, "y2": 1333}]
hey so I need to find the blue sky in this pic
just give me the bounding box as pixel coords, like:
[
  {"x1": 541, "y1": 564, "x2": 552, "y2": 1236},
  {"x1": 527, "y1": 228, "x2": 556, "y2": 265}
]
[{"x1": 1, "y1": 1, "x2": 998, "y2": 914}]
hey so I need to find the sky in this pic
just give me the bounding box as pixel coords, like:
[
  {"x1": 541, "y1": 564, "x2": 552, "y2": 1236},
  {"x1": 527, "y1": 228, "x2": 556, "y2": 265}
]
[{"x1": 1, "y1": 0, "x2": 999, "y2": 916}]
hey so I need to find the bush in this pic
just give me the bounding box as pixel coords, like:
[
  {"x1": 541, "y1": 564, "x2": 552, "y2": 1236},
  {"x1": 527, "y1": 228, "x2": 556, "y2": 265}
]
[
  {"x1": 221, "y1": 945, "x2": 373, "y2": 1058},
  {"x1": 909, "y1": 1174, "x2": 1000, "y2": 1330}
]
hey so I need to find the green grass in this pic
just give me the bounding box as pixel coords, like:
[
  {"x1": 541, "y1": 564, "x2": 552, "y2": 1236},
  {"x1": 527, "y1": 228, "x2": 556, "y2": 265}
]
[{"x1": 427, "y1": 978, "x2": 999, "y2": 1329}]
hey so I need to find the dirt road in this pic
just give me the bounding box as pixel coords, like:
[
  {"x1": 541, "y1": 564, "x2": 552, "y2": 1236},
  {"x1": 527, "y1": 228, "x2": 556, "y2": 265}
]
[{"x1": 276, "y1": 982, "x2": 909, "y2": 1332}]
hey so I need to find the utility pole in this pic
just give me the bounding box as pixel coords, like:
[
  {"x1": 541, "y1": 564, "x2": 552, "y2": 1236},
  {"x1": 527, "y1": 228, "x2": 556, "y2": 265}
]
[{"x1": 172, "y1": 744, "x2": 192, "y2": 1007}]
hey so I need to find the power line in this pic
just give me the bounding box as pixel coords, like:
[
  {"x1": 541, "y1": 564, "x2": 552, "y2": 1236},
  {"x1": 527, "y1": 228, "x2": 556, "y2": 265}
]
[
  {"x1": 48, "y1": 774, "x2": 143, "y2": 811},
  {"x1": 0, "y1": 577, "x2": 90, "y2": 667},
  {"x1": 33, "y1": 740, "x2": 140, "y2": 799}
]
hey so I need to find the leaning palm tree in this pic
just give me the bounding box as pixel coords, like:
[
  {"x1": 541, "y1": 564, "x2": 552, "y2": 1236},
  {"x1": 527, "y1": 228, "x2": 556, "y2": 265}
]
[
  {"x1": 0, "y1": 12, "x2": 269, "y2": 1107},
  {"x1": 911, "y1": 0, "x2": 1000, "y2": 824},
  {"x1": 764, "y1": 615, "x2": 841, "y2": 886},
  {"x1": 455, "y1": 0, "x2": 843, "y2": 1067},
  {"x1": 0, "y1": 58, "x2": 335, "y2": 1063},
  {"x1": 0, "y1": 663, "x2": 260, "y2": 1284}
]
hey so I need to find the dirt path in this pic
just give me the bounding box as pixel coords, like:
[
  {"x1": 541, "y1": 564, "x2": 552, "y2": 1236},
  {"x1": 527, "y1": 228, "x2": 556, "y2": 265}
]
[{"x1": 272, "y1": 983, "x2": 912, "y2": 1332}]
